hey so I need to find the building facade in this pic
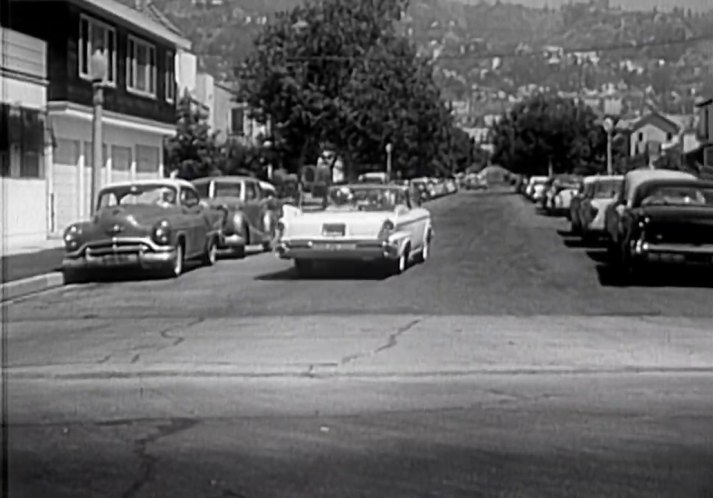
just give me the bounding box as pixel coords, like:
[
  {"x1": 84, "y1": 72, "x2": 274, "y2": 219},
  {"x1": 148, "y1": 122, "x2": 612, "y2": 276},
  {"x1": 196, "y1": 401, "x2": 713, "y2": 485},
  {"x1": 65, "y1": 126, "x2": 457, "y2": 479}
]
[
  {"x1": 7, "y1": 0, "x2": 191, "y2": 238},
  {"x1": 0, "y1": 27, "x2": 50, "y2": 247}
]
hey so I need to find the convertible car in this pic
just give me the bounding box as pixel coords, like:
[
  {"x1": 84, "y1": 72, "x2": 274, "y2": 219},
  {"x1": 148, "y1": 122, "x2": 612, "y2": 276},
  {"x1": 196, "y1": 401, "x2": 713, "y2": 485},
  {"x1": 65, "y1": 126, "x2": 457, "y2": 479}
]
[
  {"x1": 62, "y1": 179, "x2": 224, "y2": 282},
  {"x1": 275, "y1": 184, "x2": 433, "y2": 276},
  {"x1": 192, "y1": 175, "x2": 282, "y2": 258},
  {"x1": 613, "y1": 178, "x2": 713, "y2": 281}
]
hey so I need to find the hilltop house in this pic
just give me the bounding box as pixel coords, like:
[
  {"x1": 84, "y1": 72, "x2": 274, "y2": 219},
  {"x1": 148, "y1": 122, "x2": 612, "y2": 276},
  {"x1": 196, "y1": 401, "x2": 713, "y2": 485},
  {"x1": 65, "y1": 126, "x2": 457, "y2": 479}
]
[{"x1": 6, "y1": 0, "x2": 191, "y2": 240}]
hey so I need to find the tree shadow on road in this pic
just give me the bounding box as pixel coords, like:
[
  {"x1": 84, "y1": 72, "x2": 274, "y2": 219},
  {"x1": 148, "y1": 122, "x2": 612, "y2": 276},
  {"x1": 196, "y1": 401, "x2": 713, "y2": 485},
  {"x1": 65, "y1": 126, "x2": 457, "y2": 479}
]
[
  {"x1": 255, "y1": 263, "x2": 389, "y2": 281},
  {"x1": 595, "y1": 263, "x2": 713, "y2": 289}
]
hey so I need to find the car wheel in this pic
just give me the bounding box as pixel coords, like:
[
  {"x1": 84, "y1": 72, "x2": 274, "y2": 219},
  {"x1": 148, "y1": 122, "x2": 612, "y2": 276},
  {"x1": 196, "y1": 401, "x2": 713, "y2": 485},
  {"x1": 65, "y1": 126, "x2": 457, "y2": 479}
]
[
  {"x1": 163, "y1": 242, "x2": 183, "y2": 278},
  {"x1": 415, "y1": 233, "x2": 431, "y2": 263},
  {"x1": 202, "y1": 236, "x2": 217, "y2": 266},
  {"x1": 391, "y1": 246, "x2": 409, "y2": 275},
  {"x1": 294, "y1": 259, "x2": 312, "y2": 277}
]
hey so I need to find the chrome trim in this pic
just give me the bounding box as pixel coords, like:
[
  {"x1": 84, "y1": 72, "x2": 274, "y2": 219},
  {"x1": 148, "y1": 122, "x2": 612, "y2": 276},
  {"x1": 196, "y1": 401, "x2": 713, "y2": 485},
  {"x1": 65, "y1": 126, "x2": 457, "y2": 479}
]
[
  {"x1": 638, "y1": 242, "x2": 713, "y2": 255},
  {"x1": 65, "y1": 236, "x2": 173, "y2": 258}
]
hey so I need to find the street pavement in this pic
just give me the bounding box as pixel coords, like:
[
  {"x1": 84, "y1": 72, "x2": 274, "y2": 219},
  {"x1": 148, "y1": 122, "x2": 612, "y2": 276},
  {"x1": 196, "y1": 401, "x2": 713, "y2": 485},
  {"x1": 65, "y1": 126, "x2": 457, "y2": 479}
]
[{"x1": 4, "y1": 187, "x2": 713, "y2": 497}]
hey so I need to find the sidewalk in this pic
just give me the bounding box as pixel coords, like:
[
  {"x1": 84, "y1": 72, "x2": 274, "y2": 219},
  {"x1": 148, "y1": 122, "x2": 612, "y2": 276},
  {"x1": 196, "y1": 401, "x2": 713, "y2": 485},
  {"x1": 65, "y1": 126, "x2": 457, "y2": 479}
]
[{"x1": 1, "y1": 239, "x2": 64, "y2": 284}]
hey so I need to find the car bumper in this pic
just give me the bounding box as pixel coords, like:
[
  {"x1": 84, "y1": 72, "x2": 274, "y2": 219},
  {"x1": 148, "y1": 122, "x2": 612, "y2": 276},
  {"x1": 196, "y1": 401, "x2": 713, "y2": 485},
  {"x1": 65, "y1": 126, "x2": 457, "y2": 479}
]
[
  {"x1": 63, "y1": 250, "x2": 176, "y2": 271},
  {"x1": 275, "y1": 238, "x2": 401, "y2": 261},
  {"x1": 220, "y1": 233, "x2": 247, "y2": 248},
  {"x1": 632, "y1": 241, "x2": 713, "y2": 264}
]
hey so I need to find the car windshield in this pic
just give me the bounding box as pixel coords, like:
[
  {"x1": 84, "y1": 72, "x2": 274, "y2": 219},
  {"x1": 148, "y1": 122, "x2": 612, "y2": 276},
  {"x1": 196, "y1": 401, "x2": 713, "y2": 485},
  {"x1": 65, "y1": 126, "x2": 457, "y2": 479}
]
[
  {"x1": 639, "y1": 185, "x2": 713, "y2": 207},
  {"x1": 593, "y1": 180, "x2": 622, "y2": 199},
  {"x1": 213, "y1": 182, "x2": 243, "y2": 199},
  {"x1": 97, "y1": 184, "x2": 177, "y2": 208},
  {"x1": 324, "y1": 186, "x2": 405, "y2": 211}
]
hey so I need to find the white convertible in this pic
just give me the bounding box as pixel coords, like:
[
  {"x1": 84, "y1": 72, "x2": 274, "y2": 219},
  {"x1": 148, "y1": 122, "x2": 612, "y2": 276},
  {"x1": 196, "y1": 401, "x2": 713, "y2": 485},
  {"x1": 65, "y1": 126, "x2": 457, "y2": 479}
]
[{"x1": 275, "y1": 184, "x2": 433, "y2": 276}]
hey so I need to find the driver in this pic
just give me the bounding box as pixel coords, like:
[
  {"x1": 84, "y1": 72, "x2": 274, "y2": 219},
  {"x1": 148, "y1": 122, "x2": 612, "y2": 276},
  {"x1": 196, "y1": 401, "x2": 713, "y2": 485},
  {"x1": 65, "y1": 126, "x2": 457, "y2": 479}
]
[
  {"x1": 156, "y1": 188, "x2": 176, "y2": 206},
  {"x1": 330, "y1": 186, "x2": 354, "y2": 208}
]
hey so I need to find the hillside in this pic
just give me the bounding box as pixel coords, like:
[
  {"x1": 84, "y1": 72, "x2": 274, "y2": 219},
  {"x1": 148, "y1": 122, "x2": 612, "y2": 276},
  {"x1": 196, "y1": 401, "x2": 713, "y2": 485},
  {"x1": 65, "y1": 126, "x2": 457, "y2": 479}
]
[{"x1": 150, "y1": 0, "x2": 713, "y2": 113}]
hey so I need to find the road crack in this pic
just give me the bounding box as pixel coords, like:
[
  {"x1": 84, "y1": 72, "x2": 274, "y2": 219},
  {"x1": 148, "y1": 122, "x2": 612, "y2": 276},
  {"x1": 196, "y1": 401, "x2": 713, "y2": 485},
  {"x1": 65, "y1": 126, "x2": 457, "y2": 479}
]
[
  {"x1": 128, "y1": 317, "x2": 204, "y2": 364},
  {"x1": 121, "y1": 417, "x2": 198, "y2": 498},
  {"x1": 340, "y1": 318, "x2": 422, "y2": 366}
]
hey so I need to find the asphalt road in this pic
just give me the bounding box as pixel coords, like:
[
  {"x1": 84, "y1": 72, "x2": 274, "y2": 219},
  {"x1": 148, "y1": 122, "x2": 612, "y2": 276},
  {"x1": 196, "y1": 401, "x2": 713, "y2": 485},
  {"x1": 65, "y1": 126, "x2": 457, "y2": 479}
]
[{"x1": 4, "y1": 188, "x2": 713, "y2": 498}]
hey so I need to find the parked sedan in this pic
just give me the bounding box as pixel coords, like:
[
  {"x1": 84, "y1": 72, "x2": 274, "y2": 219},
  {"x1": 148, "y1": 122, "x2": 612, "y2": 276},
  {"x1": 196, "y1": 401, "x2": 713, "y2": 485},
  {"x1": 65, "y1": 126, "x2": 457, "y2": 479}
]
[
  {"x1": 193, "y1": 176, "x2": 282, "y2": 258},
  {"x1": 62, "y1": 179, "x2": 223, "y2": 282},
  {"x1": 603, "y1": 169, "x2": 697, "y2": 261},
  {"x1": 574, "y1": 175, "x2": 623, "y2": 241},
  {"x1": 612, "y1": 178, "x2": 713, "y2": 281},
  {"x1": 275, "y1": 184, "x2": 433, "y2": 277}
]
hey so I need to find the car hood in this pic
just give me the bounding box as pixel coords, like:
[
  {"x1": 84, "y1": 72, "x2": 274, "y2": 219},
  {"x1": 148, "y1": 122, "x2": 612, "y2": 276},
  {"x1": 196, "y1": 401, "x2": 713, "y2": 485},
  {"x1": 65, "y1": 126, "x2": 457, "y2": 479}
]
[
  {"x1": 282, "y1": 209, "x2": 394, "y2": 239},
  {"x1": 81, "y1": 204, "x2": 177, "y2": 238}
]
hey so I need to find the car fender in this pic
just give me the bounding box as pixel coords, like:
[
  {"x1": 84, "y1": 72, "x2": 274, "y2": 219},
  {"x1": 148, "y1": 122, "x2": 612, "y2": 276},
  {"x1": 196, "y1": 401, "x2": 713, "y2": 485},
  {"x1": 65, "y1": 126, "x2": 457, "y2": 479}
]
[{"x1": 387, "y1": 230, "x2": 412, "y2": 253}]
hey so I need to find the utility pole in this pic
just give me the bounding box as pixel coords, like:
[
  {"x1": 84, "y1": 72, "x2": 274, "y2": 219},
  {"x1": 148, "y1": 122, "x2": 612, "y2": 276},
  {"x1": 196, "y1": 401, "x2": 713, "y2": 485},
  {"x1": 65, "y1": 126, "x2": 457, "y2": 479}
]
[
  {"x1": 602, "y1": 116, "x2": 614, "y2": 175},
  {"x1": 90, "y1": 50, "x2": 107, "y2": 215},
  {"x1": 385, "y1": 142, "x2": 393, "y2": 181}
]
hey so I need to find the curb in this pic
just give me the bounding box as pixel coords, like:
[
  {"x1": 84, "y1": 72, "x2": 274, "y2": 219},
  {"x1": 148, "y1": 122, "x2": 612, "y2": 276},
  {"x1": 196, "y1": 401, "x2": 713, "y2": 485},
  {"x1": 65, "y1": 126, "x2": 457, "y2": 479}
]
[{"x1": 1, "y1": 272, "x2": 65, "y2": 303}]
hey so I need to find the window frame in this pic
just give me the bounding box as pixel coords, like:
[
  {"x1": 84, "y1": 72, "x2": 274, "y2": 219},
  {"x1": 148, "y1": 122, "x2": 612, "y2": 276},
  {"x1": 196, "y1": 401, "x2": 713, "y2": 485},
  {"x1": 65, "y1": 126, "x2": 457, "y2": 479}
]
[
  {"x1": 78, "y1": 14, "x2": 117, "y2": 87},
  {"x1": 126, "y1": 35, "x2": 157, "y2": 98},
  {"x1": 165, "y1": 50, "x2": 176, "y2": 103}
]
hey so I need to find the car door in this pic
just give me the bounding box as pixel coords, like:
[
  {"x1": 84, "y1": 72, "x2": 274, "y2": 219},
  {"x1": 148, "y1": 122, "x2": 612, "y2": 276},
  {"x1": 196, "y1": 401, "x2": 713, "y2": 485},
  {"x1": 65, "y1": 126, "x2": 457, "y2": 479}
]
[
  {"x1": 241, "y1": 180, "x2": 263, "y2": 239},
  {"x1": 179, "y1": 187, "x2": 205, "y2": 257},
  {"x1": 396, "y1": 190, "x2": 423, "y2": 251}
]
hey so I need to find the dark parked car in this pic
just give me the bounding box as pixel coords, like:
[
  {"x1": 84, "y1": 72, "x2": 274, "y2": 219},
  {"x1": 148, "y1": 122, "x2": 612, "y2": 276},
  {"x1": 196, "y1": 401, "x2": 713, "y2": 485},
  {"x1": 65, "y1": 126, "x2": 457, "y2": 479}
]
[{"x1": 611, "y1": 178, "x2": 713, "y2": 281}]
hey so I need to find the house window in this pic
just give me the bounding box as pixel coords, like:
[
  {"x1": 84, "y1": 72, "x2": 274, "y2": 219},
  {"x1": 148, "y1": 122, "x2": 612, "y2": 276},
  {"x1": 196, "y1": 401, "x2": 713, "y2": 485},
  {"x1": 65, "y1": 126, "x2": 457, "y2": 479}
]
[
  {"x1": 84, "y1": 141, "x2": 108, "y2": 168},
  {"x1": 165, "y1": 51, "x2": 175, "y2": 102},
  {"x1": 230, "y1": 107, "x2": 244, "y2": 136},
  {"x1": 55, "y1": 138, "x2": 81, "y2": 165},
  {"x1": 136, "y1": 145, "x2": 159, "y2": 173},
  {"x1": 0, "y1": 105, "x2": 45, "y2": 178},
  {"x1": 638, "y1": 132, "x2": 644, "y2": 142},
  {"x1": 79, "y1": 15, "x2": 117, "y2": 85},
  {"x1": 111, "y1": 145, "x2": 132, "y2": 171},
  {"x1": 127, "y1": 36, "x2": 157, "y2": 97},
  {"x1": 666, "y1": 132, "x2": 673, "y2": 141}
]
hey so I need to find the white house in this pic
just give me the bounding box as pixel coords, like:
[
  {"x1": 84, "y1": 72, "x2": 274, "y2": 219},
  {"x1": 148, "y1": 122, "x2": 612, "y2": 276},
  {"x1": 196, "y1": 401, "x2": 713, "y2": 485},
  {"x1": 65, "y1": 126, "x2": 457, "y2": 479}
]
[{"x1": 0, "y1": 27, "x2": 50, "y2": 248}]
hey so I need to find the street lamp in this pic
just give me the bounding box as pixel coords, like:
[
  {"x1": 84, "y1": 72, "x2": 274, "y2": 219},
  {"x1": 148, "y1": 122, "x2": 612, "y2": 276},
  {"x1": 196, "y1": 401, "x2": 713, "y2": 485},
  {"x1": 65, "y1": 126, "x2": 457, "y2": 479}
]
[
  {"x1": 602, "y1": 116, "x2": 615, "y2": 176},
  {"x1": 89, "y1": 49, "x2": 107, "y2": 215},
  {"x1": 263, "y1": 139, "x2": 273, "y2": 180},
  {"x1": 385, "y1": 142, "x2": 393, "y2": 180}
]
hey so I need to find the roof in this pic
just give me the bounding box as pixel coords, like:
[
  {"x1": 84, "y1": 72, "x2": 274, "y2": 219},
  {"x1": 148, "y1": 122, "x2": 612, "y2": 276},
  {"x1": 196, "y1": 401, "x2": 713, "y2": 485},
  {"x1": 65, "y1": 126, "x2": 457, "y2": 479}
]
[
  {"x1": 695, "y1": 97, "x2": 713, "y2": 108},
  {"x1": 192, "y1": 175, "x2": 255, "y2": 183},
  {"x1": 630, "y1": 112, "x2": 680, "y2": 134},
  {"x1": 583, "y1": 175, "x2": 623, "y2": 184},
  {"x1": 101, "y1": 178, "x2": 196, "y2": 190},
  {"x1": 77, "y1": 0, "x2": 191, "y2": 50},
  {"x1": 623, "y1": 168, "x2": 697, "y2": 204}
]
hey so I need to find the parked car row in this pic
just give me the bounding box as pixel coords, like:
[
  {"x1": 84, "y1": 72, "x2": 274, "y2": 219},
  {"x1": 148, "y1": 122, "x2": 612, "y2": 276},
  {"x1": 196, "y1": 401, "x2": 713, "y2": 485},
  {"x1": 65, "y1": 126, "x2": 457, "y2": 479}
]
[
  {"x1": 520, "y1": 168, "x2": 713, "y2": 283},
  {"x1": 60, "y1": 173, "x2": 448, "y2": 282}
]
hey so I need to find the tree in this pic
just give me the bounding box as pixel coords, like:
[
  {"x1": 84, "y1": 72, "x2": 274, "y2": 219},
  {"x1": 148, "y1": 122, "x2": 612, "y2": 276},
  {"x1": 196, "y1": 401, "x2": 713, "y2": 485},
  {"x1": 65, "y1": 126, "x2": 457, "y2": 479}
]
[
  {"x1": 491, "y1": 94, "x2": 611, "y2": 176},
  {"x1": 237, "y1": 0, "x2": 459, "y2": 179},
  {"x1": 164, "y1": 92, "x2": 223, "y2": 180}
]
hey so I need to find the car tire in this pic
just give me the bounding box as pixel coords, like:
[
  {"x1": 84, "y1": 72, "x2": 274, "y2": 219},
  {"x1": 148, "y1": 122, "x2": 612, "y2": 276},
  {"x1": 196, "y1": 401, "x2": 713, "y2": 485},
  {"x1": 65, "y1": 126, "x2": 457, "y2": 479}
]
[
  {"x1": 294, "y1": 259, "x2": 312, "y2": 277},
  {"x1": 415, "y1": 233, "x2": 431, "y2": 263},
  {"x1": 391, "y1": 246, "x2": 409, "y2": 275},
  {"x1": 163, "y1": 242, "x2": 184, "y2": 279},
  {"x1": 202, "y1": 236, "x2": 217, "y2": 266}
]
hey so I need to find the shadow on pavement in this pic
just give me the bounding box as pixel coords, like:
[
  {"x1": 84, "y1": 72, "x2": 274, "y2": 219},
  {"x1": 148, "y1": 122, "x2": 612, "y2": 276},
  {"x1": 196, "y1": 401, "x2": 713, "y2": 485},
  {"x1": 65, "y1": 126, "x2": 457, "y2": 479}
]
[
  {"x1": 595, "y1": 263, "x2": 713, "y2": 289},
  {"x1": 255, "y1": 262, "x2": 389, "y2": 281}
]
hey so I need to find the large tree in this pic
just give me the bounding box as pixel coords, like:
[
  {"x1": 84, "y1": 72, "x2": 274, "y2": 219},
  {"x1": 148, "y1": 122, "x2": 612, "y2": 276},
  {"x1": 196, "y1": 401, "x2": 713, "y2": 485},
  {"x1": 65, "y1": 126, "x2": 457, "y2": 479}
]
[
  {"x1": 164, "y1": 92, "x2": 223, "y2": 180},
  {"x1": 491, "y1": 94, "x2": 610, "y2": 176},
  {"x1": 238, "y1": 0, "x2": 459, "y2": 178}
]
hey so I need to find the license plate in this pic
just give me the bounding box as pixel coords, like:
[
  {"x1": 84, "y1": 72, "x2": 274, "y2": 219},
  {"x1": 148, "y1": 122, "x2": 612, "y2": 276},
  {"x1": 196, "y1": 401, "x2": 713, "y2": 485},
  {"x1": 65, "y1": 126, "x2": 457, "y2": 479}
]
[
  {"x1": 315, "y1": 243, "x2": 356, "y2": 251},
  {"x1": 102, "y1": 254, "x2": 135, "y2": 266}
]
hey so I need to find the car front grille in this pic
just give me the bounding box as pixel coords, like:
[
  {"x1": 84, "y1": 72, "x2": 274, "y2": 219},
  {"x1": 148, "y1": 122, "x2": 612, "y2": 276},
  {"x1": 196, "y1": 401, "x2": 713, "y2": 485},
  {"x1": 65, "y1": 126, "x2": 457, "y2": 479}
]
[{"x1": 85, "y1": 241, "x2": 150, "y2": 257}]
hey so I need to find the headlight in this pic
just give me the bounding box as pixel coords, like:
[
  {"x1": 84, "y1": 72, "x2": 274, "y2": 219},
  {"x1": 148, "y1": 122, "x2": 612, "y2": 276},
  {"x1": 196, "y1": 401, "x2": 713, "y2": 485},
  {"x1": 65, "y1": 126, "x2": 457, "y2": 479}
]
[
  {"x1": 152, "y1": 220, "x2": 171, "y2": 245},
  {"x1": 63, "y1": 224, "x2": 82, "y2": 250},
  {"x1": 638, "y1": 216, "x2": 650, "y2": 229},
  {"x1": 378, "y1": 219, "x2": 395, "y2": 239},
  {"x1": 231, "y1": 213, "x2": 244, "y2": 233}
]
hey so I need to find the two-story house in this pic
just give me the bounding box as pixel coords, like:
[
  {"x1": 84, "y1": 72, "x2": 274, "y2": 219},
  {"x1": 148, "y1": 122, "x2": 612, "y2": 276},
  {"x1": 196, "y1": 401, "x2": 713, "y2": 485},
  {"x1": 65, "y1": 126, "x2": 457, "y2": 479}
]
[
  {"x1": 0, "y1": 26, "x2": 50, "y2": 247},
  {"x1": 627, "y1": 111, "x2": 681, "y2": 160},
  {"x1": 7, "y1": 0, "x2": 191, "y2": 235}
]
